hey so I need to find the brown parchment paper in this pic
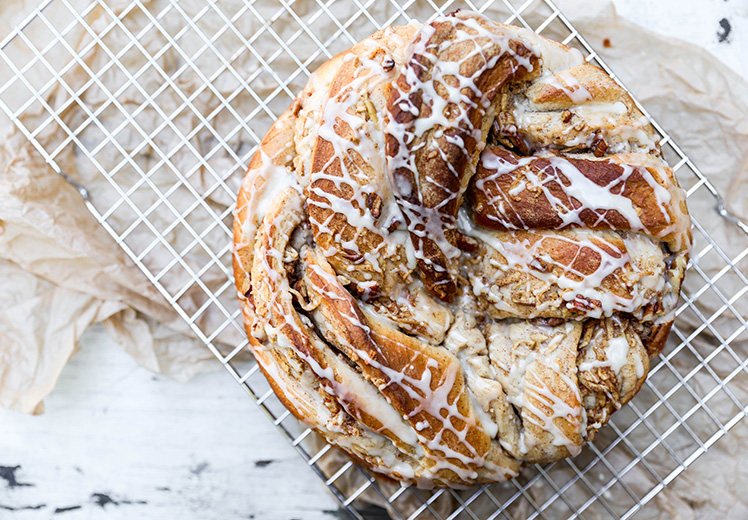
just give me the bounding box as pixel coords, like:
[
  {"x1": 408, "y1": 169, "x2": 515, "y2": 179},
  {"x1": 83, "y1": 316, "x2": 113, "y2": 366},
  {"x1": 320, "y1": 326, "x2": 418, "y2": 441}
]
[{"x1": 1, "y1": 0, "x2": 747, "y2": 517}]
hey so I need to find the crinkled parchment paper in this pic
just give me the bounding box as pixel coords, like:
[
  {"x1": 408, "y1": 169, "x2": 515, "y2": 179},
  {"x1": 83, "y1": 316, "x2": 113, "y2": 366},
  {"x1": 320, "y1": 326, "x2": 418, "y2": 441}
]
[{"x1": 1, "y1": 0, "x2": 747, "y2": 517}]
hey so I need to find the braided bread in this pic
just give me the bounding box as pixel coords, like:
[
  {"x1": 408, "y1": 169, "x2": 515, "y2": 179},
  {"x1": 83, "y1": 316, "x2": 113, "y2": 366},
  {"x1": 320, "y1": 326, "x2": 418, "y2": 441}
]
[{"x1": 232, "y1": 11, "x2": 691, "y2": 488}]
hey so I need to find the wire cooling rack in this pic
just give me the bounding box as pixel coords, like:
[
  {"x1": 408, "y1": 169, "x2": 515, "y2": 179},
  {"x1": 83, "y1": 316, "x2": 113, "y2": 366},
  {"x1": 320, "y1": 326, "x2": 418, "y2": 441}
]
[{"x1": 2, "y1": 0, "x2": 748, "y2": 518}]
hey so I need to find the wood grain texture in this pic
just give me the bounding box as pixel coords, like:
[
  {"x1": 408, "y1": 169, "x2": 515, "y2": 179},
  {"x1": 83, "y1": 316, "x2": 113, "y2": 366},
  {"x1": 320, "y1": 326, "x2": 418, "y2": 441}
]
[{"x1": 0, "y1": 325, "x2": 342, "y2": 520}]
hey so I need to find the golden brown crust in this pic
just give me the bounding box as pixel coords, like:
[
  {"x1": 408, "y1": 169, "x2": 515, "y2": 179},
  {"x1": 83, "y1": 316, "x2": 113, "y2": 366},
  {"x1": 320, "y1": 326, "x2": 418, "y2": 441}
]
[
  {"x1": 307, "y1": 26, "x2": 418, "y2": 301},
  {"x1": 231, "y1": 10, "x2": 691, "y2": 489},
  {"x1": 641, "y1": 320, "x2": 674, "y2": 358},
  {"x1": 468, "y1": 229, "x2": 671, "y2": 321},
  {"x1": 469, "y1": 146, "x2": 691, "y2": 251},
  {"x1": 525, "y1": 64, "x2": 629, "y2": 108},
  {"x1": 302, "y1": 247, "x2": 492, "y2": 483},
  {"x1": 576, "y1": 316, "x2": 650, "y2": 440},
  {"x1": 496, "y1": 61, "x2": 659, "y2": 155},
  {"x1": 385, "y1": 12, "x2": 541, "y2": 302}
]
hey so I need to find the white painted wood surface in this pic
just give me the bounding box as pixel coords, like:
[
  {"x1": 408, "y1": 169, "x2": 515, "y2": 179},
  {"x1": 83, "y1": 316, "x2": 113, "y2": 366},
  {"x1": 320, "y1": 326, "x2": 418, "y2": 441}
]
[
  {"x1": 1, "y1": 325, "x2": 343, "y2": 519},
  {"x1": 1, "y1": 1, "x2": 745, "y2": 519}
]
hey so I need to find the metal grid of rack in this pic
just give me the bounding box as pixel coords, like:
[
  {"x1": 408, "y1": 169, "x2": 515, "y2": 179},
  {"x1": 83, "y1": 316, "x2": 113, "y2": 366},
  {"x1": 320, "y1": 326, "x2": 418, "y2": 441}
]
[{"x1": 1, "y1": 0, "x2": 747, "y2": 518}]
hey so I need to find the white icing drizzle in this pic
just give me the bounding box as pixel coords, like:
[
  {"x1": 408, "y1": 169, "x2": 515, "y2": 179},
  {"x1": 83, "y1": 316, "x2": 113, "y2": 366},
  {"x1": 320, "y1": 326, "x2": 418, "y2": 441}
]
[
  {"x1": 537, "y1": 68, "x2": 592, "y2": 104},
  {"x1": 475, "y1": 149, "x2": 684, "y2": 243},
  {"x1": 522, "y1": 372, "x2": 583, "y2": 456},
  {"x1": 253, "y1": 150, "x2": 301, "y2": 219},
  {"x1": 487, "y1": 321, "x2": 584, "y2": 458},
  {"x1": 232, "y1": 10, "x2": 693, "y2": 487},
  {"x1": 579, "y1": 329, "x2": 646, "y2": 380},
  {"x1": 547, "y1": 156, "x2": 642, "y2": 227},
  {"x1": 307, "y1": 30, "x2": 415, "y2": 290},
  {"x1": 251, "y1": 195, "x2": 458, "y2": 481},
  {"x1": 573, "y1": 101, "x2": 628, "y2": 115},
  {"x1": 579, "y1": 335, "x2": 629, "y2": 374},
  {"x1": 511, "y1": 64, "x2": 659, "y2": 154},
  {"x1": 304, "y1": 258, "x2": 492, "y2": 482},
  {"x1": 362, "y1": 310, "x2": 487, "y2": 480},
  {"x1": 384, "y1": 12, "x2": 540, "y2": 284},
  {"x1": 232, "y1": 144, "x2": 301, "y2": 276},
  {"x1": 459, "y1": 209, "x2": 668, "y2": 319}
]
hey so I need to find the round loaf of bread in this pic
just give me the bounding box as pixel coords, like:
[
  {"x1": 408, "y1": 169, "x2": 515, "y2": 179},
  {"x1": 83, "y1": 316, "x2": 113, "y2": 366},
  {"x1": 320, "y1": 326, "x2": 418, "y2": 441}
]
[{"x1": 232, "y1": 11, "x2": 691, "y2": 488}]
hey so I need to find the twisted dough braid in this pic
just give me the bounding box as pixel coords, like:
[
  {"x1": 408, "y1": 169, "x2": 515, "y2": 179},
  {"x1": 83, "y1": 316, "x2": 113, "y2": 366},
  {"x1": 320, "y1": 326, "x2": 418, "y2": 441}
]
[{"x1": 233, "y1": 11, "x2": 691, "y2": 488}]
